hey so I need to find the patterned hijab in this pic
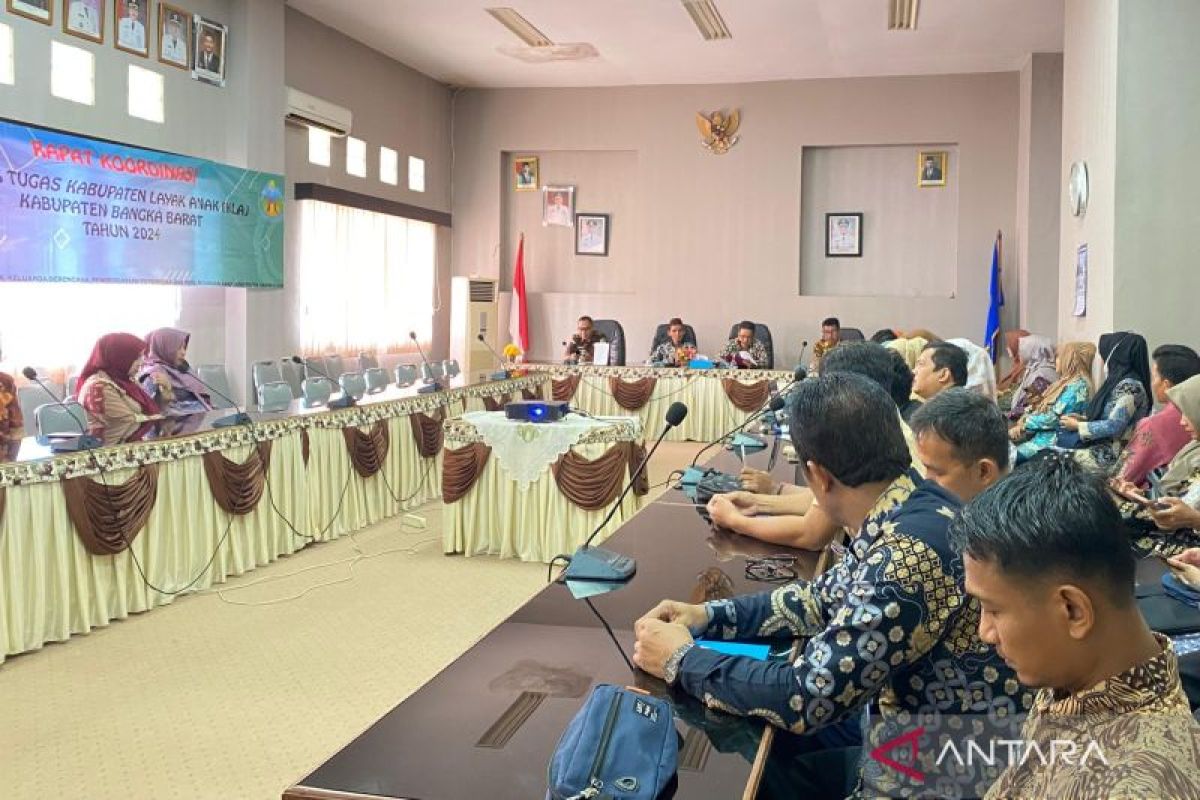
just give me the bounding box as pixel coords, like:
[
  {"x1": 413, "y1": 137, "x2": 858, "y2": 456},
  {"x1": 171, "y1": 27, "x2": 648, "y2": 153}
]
[
  {"x1": 1010, "y1": 335, "x2": 1058, "y2": 412},
  {"x1": 76, "y1": 333, "x2": 159, "y2": 415},
  {"x1": 1034, "y1": 341, "x2": 1096, "y2": 413},
  {"x1": 1162, "y1": 375, "x2": 1200, "y2": 494},
  {"x1": 1086, "y1": 332, "x2": 1151, "y2": 421},
  {"x1": 138, "y1": 327, "x2": 212, "y2": 407}
]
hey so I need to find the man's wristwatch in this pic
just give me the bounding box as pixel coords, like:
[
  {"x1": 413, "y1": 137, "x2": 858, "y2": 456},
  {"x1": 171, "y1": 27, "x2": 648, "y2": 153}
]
[{"x1": 662, "y1": 641, "x2": 695, "y2": 686}]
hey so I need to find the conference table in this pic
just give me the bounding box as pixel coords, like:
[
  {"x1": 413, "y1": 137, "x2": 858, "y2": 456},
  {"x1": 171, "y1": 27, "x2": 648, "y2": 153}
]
[
  {"x1": 0, "y1": 373, "x2": 545, "y2": 665},
  {"x1": 284, "y1": 445, "x2": 824, "y2": 800},
  {"x1": 441, "y1": 410, "x2": 648, "y2": 562},
  {"x1": 525, "y1": 364, "x2": 795, "y2": 441}
]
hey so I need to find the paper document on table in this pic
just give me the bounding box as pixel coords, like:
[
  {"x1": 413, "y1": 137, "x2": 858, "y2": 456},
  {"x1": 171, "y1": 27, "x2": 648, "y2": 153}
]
[{"x1": 591, "y1": 342, "x2": 611, "y2": 365}]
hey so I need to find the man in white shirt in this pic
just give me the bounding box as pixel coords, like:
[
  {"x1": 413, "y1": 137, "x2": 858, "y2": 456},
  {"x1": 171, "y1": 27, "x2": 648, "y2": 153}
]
[
  {"x1": 117, "y1": 0, "x2": 146, "y2": 52},
  {"x1": 161, "y1": 13, "x2": 187, "y2": 65},
  {"x1": 68, "y1": 0, "x2": 100, "y2": 37}
]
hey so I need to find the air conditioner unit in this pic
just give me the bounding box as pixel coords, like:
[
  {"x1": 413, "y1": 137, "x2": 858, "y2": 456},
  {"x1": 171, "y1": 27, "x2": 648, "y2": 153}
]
[
  {"x1": 285, "y1": 87, "x2": 352, "y2": 138},
  {"x1": 450, "y1": 277, "x2": 500, "y2": 381}
]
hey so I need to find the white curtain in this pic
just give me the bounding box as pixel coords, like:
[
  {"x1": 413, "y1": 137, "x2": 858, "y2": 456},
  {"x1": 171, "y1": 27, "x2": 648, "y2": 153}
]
[
  {"x1": 0, "y1": 283, "x2": 181, "y2": 376},
  {"x1": 295, "y1": 199, "x2": 436, "y2": 355}
]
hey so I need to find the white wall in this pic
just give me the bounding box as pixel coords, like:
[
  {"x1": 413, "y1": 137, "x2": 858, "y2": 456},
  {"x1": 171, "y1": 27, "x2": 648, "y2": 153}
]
[
  {"x1": 1057, "y1": 0, "x2": 1119, "y2": 343},
  {"x1": 1112, "y1": 0, "x2": 1200, "y2": 351},
  {"x1": 452, "y1": 73, "x2": 1022, "y2": 366},
  {"x1": 1016, "y1": 53, "x2": 1063, "y2": 338}
]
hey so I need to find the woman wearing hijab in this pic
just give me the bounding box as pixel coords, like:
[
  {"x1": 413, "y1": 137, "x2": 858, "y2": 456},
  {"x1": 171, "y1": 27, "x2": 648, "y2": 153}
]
[
  {"x1": 1004, "y1": 335, "x2": 1058, "y2": 420},
  {"x1": 1012, "y1": 341, "x2": 1096, "y2": 463},
  {"x1": 996, "y1": 328, "x2": 1032, "y2": 398},
  {"x1": 1116, "y1": 344, "x2": 1200, "y2": 488},
  {"x1": 947, "y1": 337, "x2": 997, "y2": 400},
  {"x1": 1121, "y1": 374, "x2": 1200, "y2": 556},
  {"x1": 77, "y1": 333, "x2": 162, "y2": 445},
  {"x1": 1059, "y1": 331, "x2": 1151, "y2": 473},
  {"x1": 884, "y1": 336, "x2": 928, "y2": 371},
  {"x1": 137, "y1": 328, "x2": 213, "y2": 415}
]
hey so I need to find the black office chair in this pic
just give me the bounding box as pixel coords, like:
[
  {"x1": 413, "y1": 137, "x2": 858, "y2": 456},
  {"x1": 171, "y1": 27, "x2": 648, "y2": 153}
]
[
  {"x1": 839, "y1": 327, "x2": 865, "y2": 342},
  {"x1": 725, "y1": 322, "x2": 775, "y2": 369},
  {"x1": 591, "y1": 319, "x2": 626, "y2": 366},
  {"x1": 650, "y1": 323, "x2": 698, "y2": 354}
]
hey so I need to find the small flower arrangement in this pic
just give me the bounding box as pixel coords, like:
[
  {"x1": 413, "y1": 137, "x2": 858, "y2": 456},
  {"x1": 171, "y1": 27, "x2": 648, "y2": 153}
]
[
  {"x1": 502, "y1": 342, "x2": 526, "y2": 375},
  {"x1": 674, "y1": 344, "x2": 697, "y2": 367}
]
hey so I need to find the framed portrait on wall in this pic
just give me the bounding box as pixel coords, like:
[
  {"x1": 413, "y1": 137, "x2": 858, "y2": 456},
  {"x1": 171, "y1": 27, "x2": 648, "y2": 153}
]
[
  {"x1": 9, "y1": 0, "x2": 52, "y2": 25},
  {"x1": 917, "y1": 150, "x2": 948, "y2": 187},
  {"x1": 158, "y1": 3, "x2": 190, "y2": 69},
  {"x1": 113, "y1": 0, "x2": 149, "y2": 57},
  {"x1": 192, "y1": 14, "x2": 227, "y2": 87},
  {"x1": 575, "y1": 213, "x2": 609, "y2": 256},
  {"x1": 513, "y1": 156, "x2": 538, "y2": 191},
  {"x1": 542, "y1": 185, "x2": 574, "y2": 228},
  {"x1": 63, "y1": 0, "x2": 103, "y2": 42},
  {"x1": 825, "y1": 212, "x2": 863, "y2": 258}
]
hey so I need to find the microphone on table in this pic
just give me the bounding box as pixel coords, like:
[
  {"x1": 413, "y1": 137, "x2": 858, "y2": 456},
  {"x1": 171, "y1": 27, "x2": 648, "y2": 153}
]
[
  {"x1": 476, "y1": 332, "x2": 511, "y2": 381},
  {"x1": 291, "y1": 356, "x2": 356, "y2": 409},
  {"x1": 21, "y1": 366, "x2": 102, "y2": 452},
  {"x1": 554, "y1": 401, "x2": 689, "y2": 584},
  {"x1": 177, "y1": 360, "x2": 254, "y2": 427},
  {"x1": 409, "y1": 331, "x2": 443, "y2": 394}
]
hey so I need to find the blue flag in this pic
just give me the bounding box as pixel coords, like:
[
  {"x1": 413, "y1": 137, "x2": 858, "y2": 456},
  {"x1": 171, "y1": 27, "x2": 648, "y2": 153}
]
[{"x1": 984, "y1": 235, "x2": 1004, "y2": 361}]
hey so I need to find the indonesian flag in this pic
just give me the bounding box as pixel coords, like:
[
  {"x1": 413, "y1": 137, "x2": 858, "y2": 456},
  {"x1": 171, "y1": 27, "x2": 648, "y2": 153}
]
[{"x1": 509, "y1": 233, "x2": 529, "y2": 352}]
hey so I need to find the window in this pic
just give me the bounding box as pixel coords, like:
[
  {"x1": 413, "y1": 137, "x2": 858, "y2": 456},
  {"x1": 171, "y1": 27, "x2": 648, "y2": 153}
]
[
  {"x1": 0, "y1": 283, "x2": 181, "y2": 375},
  {"x1": 308, "y1": 127, "x2": 331, "y2": 167},
  {"x1": 128, "y1": 65, "x2": 164, "y2": 123},
  {"x1": 346, "y1": 136, "x2": 366, "y2": 177},
  {"x1": 379, "y1": 146, "x2": 398, "y2": 185},
  {"x1": 295, "y1": 200, "x2": 436, "y2": 354},
  {"x1": 408, "y1": 156, "x2": 425, "y2": 192},
  {"x1": 0, "y1": 23, "x2": 13, "y2": 85},
  {"x1": 50, "y1": 41, "x2": 94, "y2": 105}
]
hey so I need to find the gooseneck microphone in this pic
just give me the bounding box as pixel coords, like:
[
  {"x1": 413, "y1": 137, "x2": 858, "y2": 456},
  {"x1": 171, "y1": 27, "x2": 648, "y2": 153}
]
[
  {"x1": 177, "y1": 360, "x2": 254, "y2": 427},
  {"x1": 476, "y1": 332, "x2": 511, "y2": 381},
  {"x1": 292, "y1": 355, "x2": 356, "y2": 409},
  {"x1": 22, "y1": 366, "x2": 102, "y2": 452},
  {"x1": 555, "y1": 401, "x2": 689, "y2": 583},
  {"x1": 409, "y1": 331, "x2": 443, "y2": 394}
]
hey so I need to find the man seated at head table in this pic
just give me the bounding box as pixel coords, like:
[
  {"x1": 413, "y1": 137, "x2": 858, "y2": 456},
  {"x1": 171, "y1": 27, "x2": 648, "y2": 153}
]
[
  {"x1": 647, "y1": 317, "x2": 694, "y2": 366},
  {"x1": 562, "y1": 315, "x2": 608, "y2": 364},
  {"x1": 951, "y1": 454, "x2": 1200, "y2": 798},
  {"x1": 808, "y1": 316, "x2": 841, "y2": 372},
  {"x1": 0, "y1": 343, "x2": 23, "y2": 461},
  {"x1": 719, "y1": 321, "x2": 768, "y2": 369},
  {"x1": 912, "y1": 340, "x2": 969, "y2": 401},
  {"x1": 634, "y1": 372, "x2": 1028, "y2": 794},
  {"x1": 710, "y1": 342, "x2": 927, "y2": 550},
  {"x1": 77, "y1": 332, "x2": 164, "y2": 446}
]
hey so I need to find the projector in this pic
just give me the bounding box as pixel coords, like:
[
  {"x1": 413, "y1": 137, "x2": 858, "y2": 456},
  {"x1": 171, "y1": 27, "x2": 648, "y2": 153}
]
[{"x1": 504, "y1": 399, "x2": 571, "y2": 423}]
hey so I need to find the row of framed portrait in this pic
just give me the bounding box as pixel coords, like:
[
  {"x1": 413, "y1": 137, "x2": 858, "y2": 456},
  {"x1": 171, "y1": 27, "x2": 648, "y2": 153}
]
[
  {"x1": 6, "y1": 0, "x2": 227, "y2": 85},
  {"x1": 512, "y1": 158, "x2": 610, "y2": 256}
]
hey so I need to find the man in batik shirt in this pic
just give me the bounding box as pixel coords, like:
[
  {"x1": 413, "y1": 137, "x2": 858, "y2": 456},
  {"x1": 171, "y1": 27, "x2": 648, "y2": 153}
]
[
  {"x1": 720, "y1": 321, "x2": 768, "y2": 369},
  {"x1": 953, "y1": 454, "x2": 1200, "y2": 799},
  {"x1": 634, "y1": 373, "x2": 1029, "y2": 797}
]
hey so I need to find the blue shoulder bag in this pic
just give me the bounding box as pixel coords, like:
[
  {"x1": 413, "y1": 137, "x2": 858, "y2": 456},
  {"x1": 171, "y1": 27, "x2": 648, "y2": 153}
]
[{"x1": 547, "y1": 683, "x2": 678, "y2": 800}]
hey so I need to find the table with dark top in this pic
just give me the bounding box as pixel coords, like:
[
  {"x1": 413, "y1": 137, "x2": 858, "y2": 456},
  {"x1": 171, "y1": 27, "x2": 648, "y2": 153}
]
[{"x1": 284, "y1": 444, "x2": 820, "y2": 800}]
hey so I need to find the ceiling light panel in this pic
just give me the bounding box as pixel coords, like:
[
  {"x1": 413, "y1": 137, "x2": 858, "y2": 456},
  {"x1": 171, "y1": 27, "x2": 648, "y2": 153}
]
[
  {"x1": 888, "y1": 0, "x2": 920, "y2": 30},
  {"x1": 681, "y1": 0, "x2": 732, "y2": 41},
  {"x1": 486, "y1": 7, "x2": 553, "y2": 47}
]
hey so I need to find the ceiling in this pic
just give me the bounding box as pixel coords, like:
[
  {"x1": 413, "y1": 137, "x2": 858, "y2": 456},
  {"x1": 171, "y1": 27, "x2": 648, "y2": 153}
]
[{"x1": 285, "y1": 0, "x2": 1064, "y2": 89}]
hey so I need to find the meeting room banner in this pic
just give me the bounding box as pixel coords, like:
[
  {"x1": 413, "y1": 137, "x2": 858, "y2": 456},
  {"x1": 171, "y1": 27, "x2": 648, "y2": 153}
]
[{"x1": 0, "y1": 117, "x2": 284, "y2": 288}]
